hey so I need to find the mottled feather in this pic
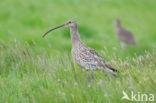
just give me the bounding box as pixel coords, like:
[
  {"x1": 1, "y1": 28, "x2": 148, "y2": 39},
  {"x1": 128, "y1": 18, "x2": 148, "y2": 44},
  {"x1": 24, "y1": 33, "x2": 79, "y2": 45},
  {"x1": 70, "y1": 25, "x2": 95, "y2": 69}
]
[{"x1": 72, "y1": 42, "x2": 118, "y2": 73}]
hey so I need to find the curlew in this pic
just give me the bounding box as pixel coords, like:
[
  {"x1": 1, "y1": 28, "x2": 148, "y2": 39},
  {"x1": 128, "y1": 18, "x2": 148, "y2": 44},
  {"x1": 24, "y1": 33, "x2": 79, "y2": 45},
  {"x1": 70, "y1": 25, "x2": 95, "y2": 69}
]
[
  {"x1": 43, "y1": 20, "x2": 118, "y2": 81},
  {"x1": 114, "y1": 19, "x2": 136, "y2": 48}
]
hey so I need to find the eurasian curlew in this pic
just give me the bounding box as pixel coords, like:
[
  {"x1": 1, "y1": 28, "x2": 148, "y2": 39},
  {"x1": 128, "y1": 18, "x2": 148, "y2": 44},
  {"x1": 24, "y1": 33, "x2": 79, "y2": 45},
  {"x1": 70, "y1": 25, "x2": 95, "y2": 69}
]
[
  {"x1": 43, "y1": 20, "x2": 118, "y2": 81},
  {"x1": 114, "y1": 19, "x2": 136, "y2": 48}
]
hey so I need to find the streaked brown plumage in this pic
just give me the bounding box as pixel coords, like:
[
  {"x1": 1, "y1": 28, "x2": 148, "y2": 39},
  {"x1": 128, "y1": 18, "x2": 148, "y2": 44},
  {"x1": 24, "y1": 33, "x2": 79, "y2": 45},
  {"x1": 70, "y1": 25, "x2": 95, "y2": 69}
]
[
  {"x1": 114, "y1": 19, "x2": 136, "y2": 46},
  {"x1": 43, "y1": 20, "x2": 118, "y2": 81}
]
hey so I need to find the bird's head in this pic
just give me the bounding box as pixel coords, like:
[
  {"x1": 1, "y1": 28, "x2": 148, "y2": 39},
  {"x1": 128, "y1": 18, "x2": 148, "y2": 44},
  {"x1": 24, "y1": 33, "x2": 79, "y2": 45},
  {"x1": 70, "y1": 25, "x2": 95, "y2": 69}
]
[
  {"x1": 65, "y1": 20, "x2": 77, "y2": 28},
  {"x1": 114, "y1": 18, "x2": 120, "y2": 25},
  {"x1": 42, "y1": 20, "x2": 77, "y2": 37}
]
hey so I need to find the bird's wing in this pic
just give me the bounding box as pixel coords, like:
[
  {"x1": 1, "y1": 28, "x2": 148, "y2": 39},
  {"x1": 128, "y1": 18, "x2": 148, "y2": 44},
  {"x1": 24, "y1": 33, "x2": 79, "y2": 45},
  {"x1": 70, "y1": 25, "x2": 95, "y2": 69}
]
[
  {"x1": 80, "y1": 47, "x2": 118, "y2": 72},
  {"x1": 89, "y1": 48, "x2": 118, "y2": 72}
]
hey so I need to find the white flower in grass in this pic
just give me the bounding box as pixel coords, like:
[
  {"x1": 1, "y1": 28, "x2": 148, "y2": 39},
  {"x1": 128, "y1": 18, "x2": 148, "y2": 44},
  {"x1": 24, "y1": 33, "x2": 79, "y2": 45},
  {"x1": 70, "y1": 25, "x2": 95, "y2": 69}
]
[
  {"x1": 57, "y1": 78, "x2": 61, "y2": 82},
  {"x1": 74, "y1": 82, "x2": 78, "y2": 86},
  {"x1": 97, "y1": 79, "x2": 102, "y2": 86},
  {"x1": 149, "y1": 62, "x2": 154, "y2": 68},
  {"x1": 88, "y1": 84, "x2": 91, "y2": 88}
]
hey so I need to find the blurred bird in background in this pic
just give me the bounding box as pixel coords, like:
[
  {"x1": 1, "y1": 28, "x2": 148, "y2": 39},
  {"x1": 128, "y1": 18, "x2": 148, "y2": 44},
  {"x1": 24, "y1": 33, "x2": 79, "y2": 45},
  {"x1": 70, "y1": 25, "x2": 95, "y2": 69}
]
[{"x1": 114, "y1": 19, "x2": 136, "y2": 48}]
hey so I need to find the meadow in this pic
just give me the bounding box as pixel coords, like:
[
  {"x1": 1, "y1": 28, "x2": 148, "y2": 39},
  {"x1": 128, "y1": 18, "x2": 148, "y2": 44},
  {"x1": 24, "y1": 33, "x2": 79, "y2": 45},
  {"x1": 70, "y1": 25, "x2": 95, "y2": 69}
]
[{"x1": 0, "y1": 0, "x2": 156, "y2": 103}]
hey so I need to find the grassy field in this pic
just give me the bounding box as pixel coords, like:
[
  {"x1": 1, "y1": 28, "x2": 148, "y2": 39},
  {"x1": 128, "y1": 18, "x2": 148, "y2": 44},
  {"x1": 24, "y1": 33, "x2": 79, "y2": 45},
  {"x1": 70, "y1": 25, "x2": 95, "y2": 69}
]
[{"x1": 0, "y1": 0, "x2": 156, "y2": 103}]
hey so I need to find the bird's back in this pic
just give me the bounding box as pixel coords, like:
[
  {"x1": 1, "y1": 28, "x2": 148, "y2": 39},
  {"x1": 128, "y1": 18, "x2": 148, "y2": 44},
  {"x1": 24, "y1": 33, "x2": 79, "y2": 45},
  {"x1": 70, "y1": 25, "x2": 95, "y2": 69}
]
[
  {"x1": 71, "y1": 42, "x2": 117, "y2": 72},
  {"x1": 116, "y1": 27, "x2": 136, "y2": 45}
]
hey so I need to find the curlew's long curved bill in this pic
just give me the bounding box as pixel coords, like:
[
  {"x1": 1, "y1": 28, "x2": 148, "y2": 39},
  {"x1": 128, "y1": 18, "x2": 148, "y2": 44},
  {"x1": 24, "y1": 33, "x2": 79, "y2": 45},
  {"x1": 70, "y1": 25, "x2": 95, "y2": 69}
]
[{"x1": 42, "y1": 24, "x2": 65, "y2": 38}]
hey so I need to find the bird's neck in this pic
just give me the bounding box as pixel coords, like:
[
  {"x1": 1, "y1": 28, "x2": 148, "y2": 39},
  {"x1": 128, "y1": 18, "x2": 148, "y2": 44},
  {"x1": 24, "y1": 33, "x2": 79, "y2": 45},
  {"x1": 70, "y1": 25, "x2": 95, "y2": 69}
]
[
  {"x1": 116, "y1": 23, "x2": 121, "y2": 29},
  {"x1": 70, "y1": 26, "x2": 82, "y2": 47}
]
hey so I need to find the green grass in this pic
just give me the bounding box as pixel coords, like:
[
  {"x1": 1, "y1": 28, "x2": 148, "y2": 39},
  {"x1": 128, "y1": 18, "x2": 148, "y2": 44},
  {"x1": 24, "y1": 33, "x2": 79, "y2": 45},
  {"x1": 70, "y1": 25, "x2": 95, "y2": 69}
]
[
  {"x1": 0, "y1": 0, "x2": 156, "y2": 103},
  {"x1": 0, "y1": 41, "x2": 156, "y2": 103}
]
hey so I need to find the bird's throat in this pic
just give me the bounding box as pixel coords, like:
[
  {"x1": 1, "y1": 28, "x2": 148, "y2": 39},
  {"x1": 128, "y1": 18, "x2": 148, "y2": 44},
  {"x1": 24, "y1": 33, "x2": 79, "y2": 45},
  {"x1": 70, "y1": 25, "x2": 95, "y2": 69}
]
[{"x1": 70, "y1": 27, "x2": 81, "y2": 46}]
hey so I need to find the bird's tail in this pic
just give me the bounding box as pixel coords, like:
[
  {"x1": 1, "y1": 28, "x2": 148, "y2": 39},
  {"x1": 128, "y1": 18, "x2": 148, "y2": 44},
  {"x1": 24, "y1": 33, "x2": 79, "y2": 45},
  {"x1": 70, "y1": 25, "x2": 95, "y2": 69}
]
[
  {"x1": 104, "y1": 67, "x2": 119, "y2": 78},
  {"x1": 112, "y1": 73, "x2": 118, "y2": 78},
  {"x1": 109, "y1": 67, "x2": 118, "y2": 72}
]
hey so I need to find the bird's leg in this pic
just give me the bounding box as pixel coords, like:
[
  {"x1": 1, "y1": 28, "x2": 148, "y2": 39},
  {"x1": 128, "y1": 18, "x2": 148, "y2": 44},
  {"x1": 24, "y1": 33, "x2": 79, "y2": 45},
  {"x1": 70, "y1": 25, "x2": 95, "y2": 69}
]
[
  {"x1": 91, "y1": 71, "x2": 94, "y2": 79},
  {"x1": 120, "y1": 42, "x2": 126, "y2": 49},
  {"x1": 87, "y1": 71, "x2": 92, "y2": 82}
]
